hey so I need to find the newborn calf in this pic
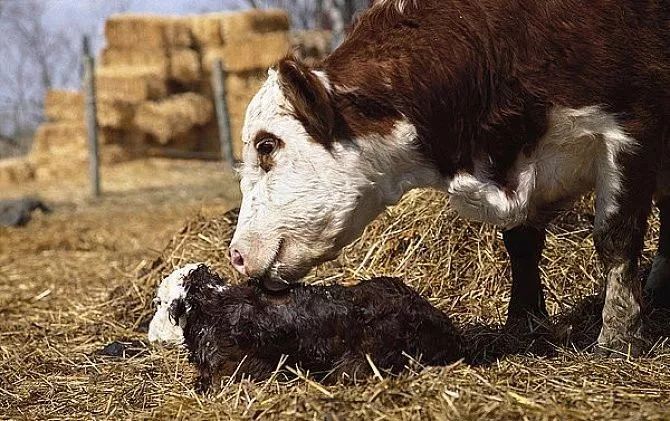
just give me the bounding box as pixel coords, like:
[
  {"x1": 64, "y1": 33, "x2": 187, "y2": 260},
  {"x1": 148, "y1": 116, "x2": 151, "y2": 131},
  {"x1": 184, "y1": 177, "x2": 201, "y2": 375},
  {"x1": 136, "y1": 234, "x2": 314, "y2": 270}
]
[{"x1": 149, "y1": 265, "x2": 462, "y2": 391}]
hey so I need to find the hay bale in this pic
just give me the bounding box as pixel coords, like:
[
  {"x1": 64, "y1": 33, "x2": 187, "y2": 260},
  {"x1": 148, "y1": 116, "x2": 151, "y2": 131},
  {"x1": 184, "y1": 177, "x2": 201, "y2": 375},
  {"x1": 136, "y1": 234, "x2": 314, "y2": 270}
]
[
  {"x1": 290, "y1": 30, "x2": 332, "y2": 65},
  {"x1": 30, "y1": 123, "x2": 87, "y2": 158},
  {"x1": 105, "y1": 14, "x2": 193, "y2": 49},
  {"x1": 170, "y1": 49, "x2": 202, "y2": 83},
  {"x1": 189, "y1": 9, "x2": 288, "y2": 48},
  {"x1": 189, "y1": 14, "x2": 225, "y2": 47},
  {"x1": 164, "y1": 18, "x2": 194, "y2": 48},
  {"x1": 44, "y1": 90, "x2": 84, "y2": 122},
  {"x1": 0, "y1": 158, "x2": 35, "y2": 185},
  {"x1": 97, "y1": 100, "x2": 136, "y2": 129},
  {"x1": 96, "y1": 66, "x2": 168, "y2": 103},
  {"x1": 100, "y1": 48, "x2": 170, "y2": 73},
  {"x1": 220, "y1": 9, "x2": 290, "y2": 42},
  {"x1": 30, "y1": 122, "x2": 138, "y2": 166},
  {"x1": 202, "y1": 32, "x2": 290, "y2": 73},
  {"x1": 218, "y1": 70, "x2": 268, "y2": 157},
  {"x1": 134, "y1": 93, "x2": 213, "y2": 144}
]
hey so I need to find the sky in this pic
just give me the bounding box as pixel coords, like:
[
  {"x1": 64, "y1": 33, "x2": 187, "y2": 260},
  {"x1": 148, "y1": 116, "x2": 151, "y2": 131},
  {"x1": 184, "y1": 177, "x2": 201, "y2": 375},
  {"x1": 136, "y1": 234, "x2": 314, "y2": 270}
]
[{"x1": 41, "y1": 0, "x2": 251, "y2": 52}]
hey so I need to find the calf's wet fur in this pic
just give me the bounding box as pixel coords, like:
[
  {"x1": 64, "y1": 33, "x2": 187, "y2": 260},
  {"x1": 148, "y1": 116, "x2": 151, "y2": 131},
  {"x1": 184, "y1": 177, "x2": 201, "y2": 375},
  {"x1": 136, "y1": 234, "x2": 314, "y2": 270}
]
[{"x1": 168, "y1": 265, "x2": 462, "y2": 391}]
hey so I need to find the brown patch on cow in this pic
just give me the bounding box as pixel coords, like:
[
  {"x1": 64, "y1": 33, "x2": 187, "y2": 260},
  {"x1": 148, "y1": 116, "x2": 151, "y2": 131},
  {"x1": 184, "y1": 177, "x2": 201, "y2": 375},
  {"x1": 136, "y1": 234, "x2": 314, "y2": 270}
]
[
  {"x1": 311, "y1": 0, "x2": 668, "y2": 182},
  {"x1": 253, "y1": 131, "x2": 284, "y2": 172},
  {"x1": 277, "y1": 58, "x2": 335, "y2": 146}
]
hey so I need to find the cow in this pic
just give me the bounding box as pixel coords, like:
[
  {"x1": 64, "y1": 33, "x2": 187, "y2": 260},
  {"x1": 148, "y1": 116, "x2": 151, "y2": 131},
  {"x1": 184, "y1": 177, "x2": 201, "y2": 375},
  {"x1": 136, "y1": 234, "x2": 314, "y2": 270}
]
[{"x1": 229, "y1": 0, "x2": 670, "y2": 356}]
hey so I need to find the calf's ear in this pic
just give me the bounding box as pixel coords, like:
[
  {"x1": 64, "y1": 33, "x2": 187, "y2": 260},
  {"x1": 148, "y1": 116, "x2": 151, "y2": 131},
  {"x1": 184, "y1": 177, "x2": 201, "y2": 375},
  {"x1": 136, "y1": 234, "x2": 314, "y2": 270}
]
[{"x1": 277, "y1": 58, "x2": 335, "y2": 146}]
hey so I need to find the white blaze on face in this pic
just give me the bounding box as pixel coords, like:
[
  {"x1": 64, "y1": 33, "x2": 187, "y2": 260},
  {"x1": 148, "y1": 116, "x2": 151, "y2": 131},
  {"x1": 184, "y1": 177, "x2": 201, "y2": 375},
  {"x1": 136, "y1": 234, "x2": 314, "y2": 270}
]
[
  {"x1": 148, "y1": 263, "x2": 202, "y2": 345},
  {"x1": 232, "y1": 69, "x2": 441, "y2": 281}
]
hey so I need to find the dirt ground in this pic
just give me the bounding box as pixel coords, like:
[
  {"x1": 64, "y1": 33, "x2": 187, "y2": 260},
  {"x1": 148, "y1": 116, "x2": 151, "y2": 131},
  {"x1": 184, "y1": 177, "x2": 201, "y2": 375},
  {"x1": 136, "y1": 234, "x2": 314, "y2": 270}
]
[{"x1": 1, "y1": 159, "x2": 670, "y2": 420}]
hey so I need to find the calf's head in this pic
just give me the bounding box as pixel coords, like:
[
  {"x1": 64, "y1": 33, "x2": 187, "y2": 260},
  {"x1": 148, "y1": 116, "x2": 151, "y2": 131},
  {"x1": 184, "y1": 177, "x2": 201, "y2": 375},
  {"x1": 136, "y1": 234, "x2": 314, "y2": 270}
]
[{"x1": 230, "y1": 58, "x2": 440, "y2": 288}]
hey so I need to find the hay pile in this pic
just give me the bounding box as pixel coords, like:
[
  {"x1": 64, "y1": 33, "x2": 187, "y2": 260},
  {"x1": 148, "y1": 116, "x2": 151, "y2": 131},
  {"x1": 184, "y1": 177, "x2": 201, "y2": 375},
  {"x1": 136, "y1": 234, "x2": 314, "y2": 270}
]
[
  {"x1": 100, "y1": 189, "x2": 670, "y2": 418},
  {"x1": 3, "y1": 187, "x2": 670, "y2": 418}
]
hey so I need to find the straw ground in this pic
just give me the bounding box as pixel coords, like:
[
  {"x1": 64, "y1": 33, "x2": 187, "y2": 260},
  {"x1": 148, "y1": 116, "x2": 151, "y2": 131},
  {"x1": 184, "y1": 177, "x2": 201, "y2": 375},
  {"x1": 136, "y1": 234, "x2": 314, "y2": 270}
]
[{"x1": 2, "y1": 171, "x2": 670, "y2": 418}]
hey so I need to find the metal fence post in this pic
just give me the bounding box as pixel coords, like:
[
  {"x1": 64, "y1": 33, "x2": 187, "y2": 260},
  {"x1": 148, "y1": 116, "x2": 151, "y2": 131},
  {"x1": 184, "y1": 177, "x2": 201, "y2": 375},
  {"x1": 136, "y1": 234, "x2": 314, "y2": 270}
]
[
  {"x1": 82, "y1": 36, "x2": 100, "y2": 198},
  {"x1": 212, "y1": 58, "x2": 235, "y2": 168}
]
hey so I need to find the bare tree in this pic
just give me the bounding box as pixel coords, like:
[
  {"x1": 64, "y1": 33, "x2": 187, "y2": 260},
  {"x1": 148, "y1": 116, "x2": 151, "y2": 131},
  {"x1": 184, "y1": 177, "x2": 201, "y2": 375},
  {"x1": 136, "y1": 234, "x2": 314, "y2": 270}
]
[{"x1": 0, "y1": 0, "x2": 82, "y2": 140}]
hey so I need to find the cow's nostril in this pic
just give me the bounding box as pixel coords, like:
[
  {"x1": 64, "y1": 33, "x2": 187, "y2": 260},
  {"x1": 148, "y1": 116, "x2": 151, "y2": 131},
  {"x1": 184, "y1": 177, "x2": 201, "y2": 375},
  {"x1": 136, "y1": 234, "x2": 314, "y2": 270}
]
[{"x1": 230, "y1": 249, "x2": 245, "y2": 270}]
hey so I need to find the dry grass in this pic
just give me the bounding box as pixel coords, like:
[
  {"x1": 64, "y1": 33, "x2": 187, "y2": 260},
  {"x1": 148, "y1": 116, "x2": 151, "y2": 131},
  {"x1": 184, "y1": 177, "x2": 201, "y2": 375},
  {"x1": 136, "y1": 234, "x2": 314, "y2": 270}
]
[{"x1": 2, "y1": 185, "x2": 670, "y2": 419}]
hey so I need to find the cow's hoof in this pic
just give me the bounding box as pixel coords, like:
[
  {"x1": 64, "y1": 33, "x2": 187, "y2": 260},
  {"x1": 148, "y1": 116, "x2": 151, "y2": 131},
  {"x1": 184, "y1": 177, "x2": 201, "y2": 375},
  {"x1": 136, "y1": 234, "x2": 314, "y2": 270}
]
[
  {"x1": 504, "y1": 312, "x2": 552, "y2": 337},
  {"x1": 595, "y1": 335, "x2": 647, "y2": 358}
]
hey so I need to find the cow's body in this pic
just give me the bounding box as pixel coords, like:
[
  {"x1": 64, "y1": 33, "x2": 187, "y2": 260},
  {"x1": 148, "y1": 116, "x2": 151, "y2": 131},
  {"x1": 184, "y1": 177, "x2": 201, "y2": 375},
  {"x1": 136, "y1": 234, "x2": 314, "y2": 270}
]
[{"x1": 231, "y1": 0, "x2": 670, "y2": 355}]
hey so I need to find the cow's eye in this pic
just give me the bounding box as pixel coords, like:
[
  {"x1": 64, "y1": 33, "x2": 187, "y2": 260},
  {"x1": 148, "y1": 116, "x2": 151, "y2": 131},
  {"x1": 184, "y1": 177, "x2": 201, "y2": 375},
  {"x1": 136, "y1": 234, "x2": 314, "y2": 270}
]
[{"x1": 256, "y1": 138, "x2": 277, "y2": 156}]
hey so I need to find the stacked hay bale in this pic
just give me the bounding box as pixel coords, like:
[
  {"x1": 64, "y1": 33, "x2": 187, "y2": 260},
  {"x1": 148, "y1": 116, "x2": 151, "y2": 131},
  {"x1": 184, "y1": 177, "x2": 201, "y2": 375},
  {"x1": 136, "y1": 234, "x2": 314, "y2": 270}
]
[
  {"x1": 191, "y1": 9, "x2": 290, "y2": 157},
  {"x1": 24, "y1": 10, "x2": 334, "y2": 182},
  {"x1": 100, "y1": 9, "x2": 291, "y2": 158},
  {"x1": 28, "y1": 90, "x2": 133, "y2": 179}
]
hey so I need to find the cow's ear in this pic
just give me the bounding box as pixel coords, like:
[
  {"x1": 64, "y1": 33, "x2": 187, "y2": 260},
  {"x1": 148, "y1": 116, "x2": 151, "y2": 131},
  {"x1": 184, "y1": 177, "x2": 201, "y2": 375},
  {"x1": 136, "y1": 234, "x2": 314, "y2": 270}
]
[{"x1": 278, "y1": 58, "x2": 334, "y2": 146}]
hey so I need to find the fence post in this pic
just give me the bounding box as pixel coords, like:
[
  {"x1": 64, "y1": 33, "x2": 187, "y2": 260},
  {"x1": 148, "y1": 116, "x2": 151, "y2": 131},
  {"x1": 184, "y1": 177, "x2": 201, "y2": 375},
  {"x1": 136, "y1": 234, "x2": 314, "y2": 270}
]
[
  {"x1": 211, "y1": 58, "x2": 235, "y2": 168},
  {"x1": 82, "y1": 36, "x2": 100, "y2": 198}
]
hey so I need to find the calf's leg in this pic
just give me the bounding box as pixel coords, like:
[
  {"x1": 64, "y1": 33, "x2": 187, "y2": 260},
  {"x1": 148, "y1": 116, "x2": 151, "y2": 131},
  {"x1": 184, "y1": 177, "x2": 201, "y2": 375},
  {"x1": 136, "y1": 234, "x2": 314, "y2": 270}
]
[{"x1": 503, "y1": 224, "x2": 548, "y2": 329}]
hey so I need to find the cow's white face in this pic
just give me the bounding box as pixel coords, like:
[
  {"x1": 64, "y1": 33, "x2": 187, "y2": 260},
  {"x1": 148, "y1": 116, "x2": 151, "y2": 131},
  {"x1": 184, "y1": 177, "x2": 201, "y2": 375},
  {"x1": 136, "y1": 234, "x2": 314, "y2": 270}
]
[{"x1": 229, "y1": 60, "x2": 442, "y2": 286}]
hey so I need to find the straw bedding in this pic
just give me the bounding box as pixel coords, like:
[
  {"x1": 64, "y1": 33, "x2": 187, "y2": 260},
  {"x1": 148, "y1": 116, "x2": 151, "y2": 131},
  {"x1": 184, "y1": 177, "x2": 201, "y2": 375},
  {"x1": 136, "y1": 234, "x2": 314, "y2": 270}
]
[
  {"x1": 106, "y1": 189, "x2": 669, "y2": 419},
  {"x1": 2, "y1": 187, "x2": 669, "y2": 418}
]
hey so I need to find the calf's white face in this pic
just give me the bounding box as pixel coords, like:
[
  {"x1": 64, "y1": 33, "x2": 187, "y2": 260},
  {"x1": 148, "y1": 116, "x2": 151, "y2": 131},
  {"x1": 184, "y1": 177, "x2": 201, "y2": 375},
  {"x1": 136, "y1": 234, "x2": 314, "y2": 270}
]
[{"x1": 147, "y1": 264, "x2": 201, "y2": 345}]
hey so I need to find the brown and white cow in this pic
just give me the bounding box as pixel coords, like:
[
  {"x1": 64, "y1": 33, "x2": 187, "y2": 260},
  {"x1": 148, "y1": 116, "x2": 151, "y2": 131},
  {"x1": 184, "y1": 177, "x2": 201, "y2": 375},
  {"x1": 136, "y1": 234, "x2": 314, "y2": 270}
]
[{"x1": 229, "y1": 0, "x2": 670, "y2": 355}]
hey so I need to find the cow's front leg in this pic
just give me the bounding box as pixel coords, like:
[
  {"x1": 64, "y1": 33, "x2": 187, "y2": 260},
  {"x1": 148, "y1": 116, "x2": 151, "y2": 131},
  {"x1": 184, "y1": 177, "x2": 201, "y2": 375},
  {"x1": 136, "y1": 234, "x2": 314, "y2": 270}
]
[{"x1": 503, "y1": 224, "x2": 548, "y2": 331}]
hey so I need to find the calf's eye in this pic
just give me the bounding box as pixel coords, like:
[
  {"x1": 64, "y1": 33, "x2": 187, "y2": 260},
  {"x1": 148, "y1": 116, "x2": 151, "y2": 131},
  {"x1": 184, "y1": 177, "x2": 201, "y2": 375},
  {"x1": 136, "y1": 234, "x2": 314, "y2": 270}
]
[{"x1": 256, "y1": 138, "x2": 277, "y2": 156}]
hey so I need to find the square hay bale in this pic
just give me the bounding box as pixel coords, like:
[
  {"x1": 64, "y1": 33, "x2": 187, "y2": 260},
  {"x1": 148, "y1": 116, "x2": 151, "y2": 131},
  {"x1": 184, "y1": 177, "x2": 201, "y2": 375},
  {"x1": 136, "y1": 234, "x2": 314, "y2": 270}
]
[
  {"x1": 170, "y1": 49, "x2": 202, "y2": 83},
  {"x1": 105, "y1": 14, "x2": 193, "y2": 49},
  {"x1": 96, "y1": 100, "x2": 136, "y2": 129},
  {"x1": 30, "y1": 123, "x2": 135, "y2": 167},
  {"x1": 0, "y1": 158, "x2": 35, "y2": 185},
  {"x1": 202, "y1": 32, "x2": 289, "y2": 73},
  {"x1": 134, "y1": 93, "x2": 213, "y2": 144},
  {"x1": 220, "y1": 9, "x2": 290, "y2": 42},
  {"x1": 30, "y1": 123, "x2": 87, "y2": 158},
  {"x1": 164, "y1": 18, "x2": 194, "y2": 48},
  {"x1": 44, "y1": 90, "x2": 84, "y2": 123},
  {"x1": 96, "y1": 66, "x2": 168, "y2": 103},
  {"x1": 189, "y1": 14, "x2": 225, "y2": 47},
  {"x1": 105, "y1": 14, "x2": 169, "y2": 49},
  {"x1": 100, "y1": 48, "x2": 170, "y2": 73}
]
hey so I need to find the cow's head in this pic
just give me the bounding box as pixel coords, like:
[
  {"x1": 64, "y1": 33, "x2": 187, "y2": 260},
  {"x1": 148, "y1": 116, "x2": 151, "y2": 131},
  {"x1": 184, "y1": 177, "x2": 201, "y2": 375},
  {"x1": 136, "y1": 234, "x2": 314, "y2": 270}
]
[{"x1": 229, "y1": 58, "x2": 440, "y2": 289}]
